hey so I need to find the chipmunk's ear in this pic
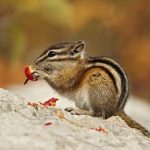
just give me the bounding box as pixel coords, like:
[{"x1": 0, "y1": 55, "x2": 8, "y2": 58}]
[
  {"x1": 70, "y1": 41, "x2": 85, "y2": 56},
  {"x1": 74, "y1": 41, "x2": 85, "y2": 52}
]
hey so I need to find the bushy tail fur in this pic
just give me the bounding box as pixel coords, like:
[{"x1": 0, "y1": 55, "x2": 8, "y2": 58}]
[{"x1": 116, "y1": 111, "x2": 150, "y2": 138}]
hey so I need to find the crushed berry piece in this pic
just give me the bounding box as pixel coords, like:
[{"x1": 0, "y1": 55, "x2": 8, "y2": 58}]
[
  {"x1": 24, "y1": 66, "x2": 39, "y2": 84},
  {"x1": 44, "y1": 122, "x2": 52, "y2": 126}
]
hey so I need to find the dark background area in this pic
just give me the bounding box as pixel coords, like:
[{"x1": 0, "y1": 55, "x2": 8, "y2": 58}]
[{"x1": 0, "y1": 0, "x2": 150, "y2": 102}]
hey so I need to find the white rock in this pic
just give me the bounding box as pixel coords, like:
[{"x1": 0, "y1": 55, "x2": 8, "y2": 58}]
[{"x1": 0, "y1": 88, "x2": 150, "y2": 150}]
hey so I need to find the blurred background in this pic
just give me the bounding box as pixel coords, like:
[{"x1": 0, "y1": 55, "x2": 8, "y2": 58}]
[{"x1": 0, "y1": 0, "x2": 150, "y2": 128}]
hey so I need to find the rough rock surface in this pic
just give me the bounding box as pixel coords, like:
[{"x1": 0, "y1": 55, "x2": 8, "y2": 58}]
[{"x1": 0, "y1": 88, "x2": 150, "y2": 150}]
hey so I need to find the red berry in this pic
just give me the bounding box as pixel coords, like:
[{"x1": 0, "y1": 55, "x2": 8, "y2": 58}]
[
  {"x1": 24, "y1": 66, "x2": 39, "y2": 81},
  {"x1": 24, "y1": 66, "x2": 33, "y2": 80}
]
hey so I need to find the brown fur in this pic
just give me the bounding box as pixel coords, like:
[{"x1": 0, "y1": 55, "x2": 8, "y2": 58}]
[
  {"x1": 34, "y1": 41, "x2": 150, "y2": 138},
  {"x1": 36, "y1": 59, "x2": 118, "y2": 119}
]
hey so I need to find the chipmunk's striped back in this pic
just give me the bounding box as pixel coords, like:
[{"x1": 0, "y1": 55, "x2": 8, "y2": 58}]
[{"x1": 87, "y1": 56, "x2": 130, "y2": 111}]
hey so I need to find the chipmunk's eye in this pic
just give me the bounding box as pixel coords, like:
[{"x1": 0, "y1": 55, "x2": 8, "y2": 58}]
[{"x1": 48, "y1": 51, "x2": 56, "y2": 57}]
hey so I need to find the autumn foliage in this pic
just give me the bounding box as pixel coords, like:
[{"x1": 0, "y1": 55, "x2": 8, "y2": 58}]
[{"x1": 0, "y1": 0, "x2": 150, "y2": 101}]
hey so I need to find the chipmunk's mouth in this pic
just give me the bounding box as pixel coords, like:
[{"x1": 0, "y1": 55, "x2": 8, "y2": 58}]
[{"x1": 35, "y1": 64, "x2": 51, "y2": 74}]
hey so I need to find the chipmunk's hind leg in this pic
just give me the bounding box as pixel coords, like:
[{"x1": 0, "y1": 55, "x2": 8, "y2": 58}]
[
  {"x1": 101, "y1": 107, "x2": 116, "y2": 119},
  {"x1": 89, "y1": 97, "x2": 117, "y2": 119},
  {"x1": 88, "y1": 77, "x2": 118, "y2": 119},
  {"x1": 65, "y1": 107, "x2": 93, "y2": 116}
]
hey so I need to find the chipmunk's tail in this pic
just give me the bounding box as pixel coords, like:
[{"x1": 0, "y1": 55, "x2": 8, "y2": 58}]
[{"x1": 116, "y1": 111, "x2": 150, "y2": 138}]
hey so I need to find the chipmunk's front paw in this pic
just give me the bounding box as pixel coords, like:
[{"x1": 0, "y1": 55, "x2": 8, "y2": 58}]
[
  {"x1": 65, "y1": 107, "x2": 92, "y2": 116},
  {"x1": 65, "y1": 107, "x2": 81, "y2": 115},
  {"x1": 70, "y1": 109, "x2": 81, "y2": 115},
  {"x1": 64, "y1": 107, "x2": 74, "y2": 112}
]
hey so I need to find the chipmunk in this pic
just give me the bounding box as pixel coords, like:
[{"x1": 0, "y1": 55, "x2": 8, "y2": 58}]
[{"x1": 26, "y1": 41, "x2": 150, "y2": 137}]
